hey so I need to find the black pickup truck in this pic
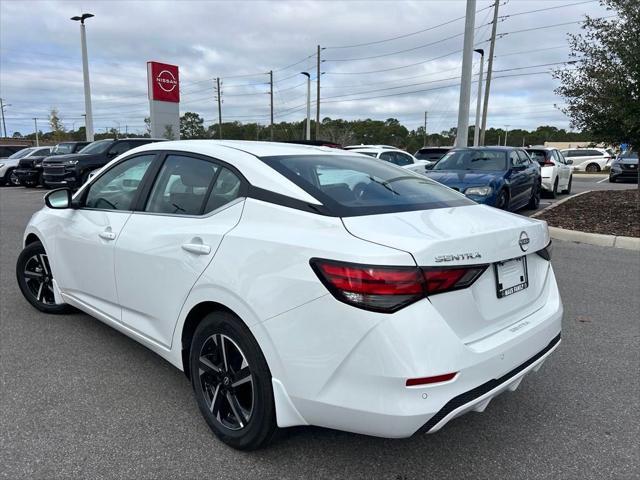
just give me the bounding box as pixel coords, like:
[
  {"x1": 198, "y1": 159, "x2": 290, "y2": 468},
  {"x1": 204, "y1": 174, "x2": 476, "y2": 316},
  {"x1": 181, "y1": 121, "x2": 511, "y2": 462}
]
[
  {"x1": 15, "y1": 141, "x2": 90, "y2": 187},
  {"x1": 42, "y1": 138, "x2": 164, "y2": 189}
]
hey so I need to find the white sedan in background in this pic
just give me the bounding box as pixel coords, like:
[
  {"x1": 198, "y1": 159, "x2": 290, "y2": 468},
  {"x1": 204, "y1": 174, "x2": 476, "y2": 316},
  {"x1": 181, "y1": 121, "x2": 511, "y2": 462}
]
[
  {"x1": 346, "y1": 145, "x2": 432, "y2": 174},
  {"x1": 17, "y1": 140, "x2": 562, "y2": 450},
  {"x1": 560, "y1": 148, "x2": 612, "y2": 172},
  {"x1": 0, "y1": 146, "x2": 52, "y2": 186}
]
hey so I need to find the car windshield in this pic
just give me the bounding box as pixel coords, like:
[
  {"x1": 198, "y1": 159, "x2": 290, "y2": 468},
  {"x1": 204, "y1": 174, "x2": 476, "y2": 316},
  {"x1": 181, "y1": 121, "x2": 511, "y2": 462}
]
[
  {"x1": 415, "y1": 149, "x2": 449, "y2": 161},
  {"x1": 433, "y1": 149, "x2": 507, "y2": 171},
  {"x1": 261, "y1": 154, "x2": 473, "y2": 216},
  {"x1": 621, "y1": 151, "x2": 638, "y2": 159},
  {"x1": 78, "y1": 140, "x2": 113, "y2": 154},
  {"x1": 52, "y1": 143, "x2": 75, "y2": 154},
  {"x1": 7, "y1": 148, "x2": 35, "y2": 159}
]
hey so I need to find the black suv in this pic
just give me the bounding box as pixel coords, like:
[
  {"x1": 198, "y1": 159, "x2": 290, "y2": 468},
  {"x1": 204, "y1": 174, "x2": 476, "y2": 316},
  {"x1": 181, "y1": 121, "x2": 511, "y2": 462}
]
[
  {"x1": 15, "y1": 141, "x2": 90, "y2": 187},
  {"x1": 42, "y1": 138, "x2": 164, "y2": 189}
]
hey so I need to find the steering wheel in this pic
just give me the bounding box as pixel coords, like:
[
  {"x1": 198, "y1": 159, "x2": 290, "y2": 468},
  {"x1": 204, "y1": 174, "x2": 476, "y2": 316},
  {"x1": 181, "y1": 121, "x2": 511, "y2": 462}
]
[{"x1": 353, "y1": 182, "x2": 370, "y2": 201}]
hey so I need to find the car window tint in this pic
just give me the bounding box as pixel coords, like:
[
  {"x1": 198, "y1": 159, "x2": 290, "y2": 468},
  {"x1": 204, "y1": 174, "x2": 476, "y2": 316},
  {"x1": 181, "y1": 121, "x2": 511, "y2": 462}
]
[
  {"x1": 553, "y1": 151, "x2": 564, "y2": 164},
  {"x1": 586, "y1": 150, "x2": 602, "y2": 156},
  {"x1": 435, "y1": 149, "x2": 507, "y2": 171},
  {"x1": 85, "y1": 155, "x2": 154, "y2": 210},
  {"x1": 527, "y1": 150, "x2": 547, "y2": 163},
  {"x1": 108, "y1": 142, "x2": 131, "y2": 157},
  {"x1": 146, "y1": 155, "x2": 218, "y2": 215},
  {"x1": 203, "y1": 168, "x2": 242, "y2": 213},
  {"x1": 262, "y1": 154, "x2": 473, "y2": 216},
  {"x1": 509, "y1": 151, "x2": 522, "y2": 167},
  {"x1": 378, "y1": 151, "x2": 396, "y2": 164},
  {"x1": 394, "y1": 152, "x2": 414, "y2": 166},
  {"x1": 516, "y1": 151, "x2": 530, "y2": 164}
]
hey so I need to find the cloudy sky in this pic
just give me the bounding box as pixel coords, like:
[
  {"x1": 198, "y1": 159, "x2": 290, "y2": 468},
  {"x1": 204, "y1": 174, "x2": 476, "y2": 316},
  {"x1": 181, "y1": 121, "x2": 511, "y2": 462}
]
[{"x1": 0, "y1": 0, "x2": 611, "y2": 137}]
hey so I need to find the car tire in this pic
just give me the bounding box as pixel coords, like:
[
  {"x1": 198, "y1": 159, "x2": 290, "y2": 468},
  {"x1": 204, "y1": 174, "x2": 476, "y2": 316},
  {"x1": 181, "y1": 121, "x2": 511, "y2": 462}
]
[
  {"x1": 16, "y1": 241, "x2": 74, "y2": 314},
  {"x1": 495, "y1": 189, "x2": 509, "y2": 210},
  {"x1": 189, "y1": 311, "x2": 278, "y2": 450},
  {"x1": 562, "y1": 176, "x2": 573, "y2": 194},
  {"x1": 527, "y1": 182, "x2": 541, "y2": 210},
  {"x1": 7, "y1": 168, "x2": 21, "y2": 186},
  {"x1": 550, "y1": 178, "x2": 559, "y2": 199},
  {"x1": 585, "y1": 163, "x2": 600, "y2": 173}
]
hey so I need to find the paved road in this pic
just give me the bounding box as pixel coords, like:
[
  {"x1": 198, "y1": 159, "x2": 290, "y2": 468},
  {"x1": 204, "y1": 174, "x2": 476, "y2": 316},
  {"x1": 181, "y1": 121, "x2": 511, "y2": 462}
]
[{"x1": 1, "y1": 188, "x2": 639, "y2": 480}]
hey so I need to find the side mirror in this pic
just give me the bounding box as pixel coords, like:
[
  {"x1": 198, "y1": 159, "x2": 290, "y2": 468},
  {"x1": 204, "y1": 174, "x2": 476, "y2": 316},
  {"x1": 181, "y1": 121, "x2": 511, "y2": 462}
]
[
  {"x1": 566, "y1": 159, "x2": 573, "y2": 165},
  {"x1": 44, "y1": 188, "x2": 73, "y2": 209}
]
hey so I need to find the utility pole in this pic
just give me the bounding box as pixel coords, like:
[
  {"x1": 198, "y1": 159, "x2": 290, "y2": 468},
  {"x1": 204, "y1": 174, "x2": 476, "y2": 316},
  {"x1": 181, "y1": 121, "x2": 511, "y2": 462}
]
[
  {"x1": 71, "y1": 13, "x2": 95, "y2": 142},
  {"x1": 479, "y1": 0, "x2": 500, "y2": 146},
  {"x1": 423, "y1": 111, "x2": 428, "y2": 147},
  {"x1": 269, "y1": 70, "x2": 274, "y2": 141},
  {"x1": 33, "y1": 118, "x2": 39, "y2": 146},
  {"x1": 301, "y1": 72, "x2": 311, "y2": 141},
  {"x1": 454, "y1": 0, "x2": 476, "y2": 147},
  {"x1": 316, "y1": 45, "x2": 321, "y2": 140},
  {"x1": 504, "y1": 125, "x2": 510, "y2": 146},
  {"x1": 0, "y1": 98, "x2": 8, "y2": 137},
  {"x1": 216, "y1": 77, "x2": 223, "y2": 139},
  {"x1": 473, "y1": 49, "x2": 485, "y2": 146}
]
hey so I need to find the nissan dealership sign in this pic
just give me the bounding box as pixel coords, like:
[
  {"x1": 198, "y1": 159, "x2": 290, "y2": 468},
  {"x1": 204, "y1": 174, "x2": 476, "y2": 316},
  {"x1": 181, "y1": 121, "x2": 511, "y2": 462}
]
[{"x1": 147, "y1": 61, "x2": 180, "y2": 139}]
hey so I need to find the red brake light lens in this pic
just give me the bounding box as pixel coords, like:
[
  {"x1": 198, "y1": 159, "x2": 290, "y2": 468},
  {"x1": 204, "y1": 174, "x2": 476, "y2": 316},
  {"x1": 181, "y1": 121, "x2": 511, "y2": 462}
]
[
  {"x1": 406, "y1": 372, "x2": 457, "y2": 387},
  {"x1": 311, "y1": 259, "x2": 488, "y2": 313}
]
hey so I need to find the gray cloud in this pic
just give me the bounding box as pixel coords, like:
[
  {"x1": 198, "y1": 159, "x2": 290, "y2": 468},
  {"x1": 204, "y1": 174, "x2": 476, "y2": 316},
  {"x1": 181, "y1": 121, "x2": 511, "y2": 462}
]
[{"x1": 0, "y1": 0, "x2": 609, "y2": 136}]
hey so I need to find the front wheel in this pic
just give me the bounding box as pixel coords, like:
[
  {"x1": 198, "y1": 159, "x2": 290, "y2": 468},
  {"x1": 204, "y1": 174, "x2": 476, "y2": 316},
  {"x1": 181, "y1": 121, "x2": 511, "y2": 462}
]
[
  {"x1": 16, "y1": 241, "x2": 73, "y2": 314},
  {"x1": 189, "y1": 312, "x2": 277, "y2": 450},
  {"x1": 495, "y1": 190, "x2": 509, "y2": 210}
]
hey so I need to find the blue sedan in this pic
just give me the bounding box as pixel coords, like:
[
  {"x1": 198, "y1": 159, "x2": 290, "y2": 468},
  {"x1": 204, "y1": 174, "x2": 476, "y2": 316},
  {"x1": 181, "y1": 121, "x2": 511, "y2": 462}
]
[{"x1": 425, "y1": 147, "x2": 542, "y2": 211}]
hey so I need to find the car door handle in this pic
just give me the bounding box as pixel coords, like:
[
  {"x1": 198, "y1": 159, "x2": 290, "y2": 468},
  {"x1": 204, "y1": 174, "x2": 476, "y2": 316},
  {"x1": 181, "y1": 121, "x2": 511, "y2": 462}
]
[
  {"x1": 98, "y1": 230, "x2": 117, "y2": 241},
  {"x1": 181, "y1": 243, "x2": 211, "y2": 255}
]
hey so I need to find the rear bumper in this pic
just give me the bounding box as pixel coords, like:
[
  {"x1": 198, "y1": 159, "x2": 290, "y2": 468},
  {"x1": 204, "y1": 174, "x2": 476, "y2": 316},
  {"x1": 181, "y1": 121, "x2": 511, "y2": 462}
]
[{"x1": 262, "y1": 262, "x2": 563, "y2": 438}]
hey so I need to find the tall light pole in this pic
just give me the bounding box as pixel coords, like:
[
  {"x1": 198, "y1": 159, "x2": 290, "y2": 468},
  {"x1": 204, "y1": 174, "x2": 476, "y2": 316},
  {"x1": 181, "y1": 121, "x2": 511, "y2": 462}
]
[
  {"x1": 71, "y1": 13, "x2": 95, "y2": 142},
  {"x1": 480, "y1": 0, "x2": 500, "y2": 146},
  {"x1": 33, "y1": 118, "x2": 39, "y2": 146},
  {"x1": 301, "y1": 72, "x2": 311, "y2": 141},
  {"x1": 504, "y1": 125, "x2": 510, "y2": 146},
  {"x1": 454, "y1": 0, "x2": 476, "y2": 147},
  {"x1": 473, "y1": 49, "x2": 484, "y2": 146},
  {"x1": 0, "y1": 99, "x2": 10, "y2": 138}
]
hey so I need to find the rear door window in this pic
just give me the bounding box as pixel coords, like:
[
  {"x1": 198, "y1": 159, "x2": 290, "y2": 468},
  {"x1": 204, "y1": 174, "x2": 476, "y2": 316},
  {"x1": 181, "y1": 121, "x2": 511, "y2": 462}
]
[
  {"x1": 527, "y1": 150, "x2": 547, "y2": 164},
  {"x1": 261, "y1": 154, "x2": 473, "y2": 216}
]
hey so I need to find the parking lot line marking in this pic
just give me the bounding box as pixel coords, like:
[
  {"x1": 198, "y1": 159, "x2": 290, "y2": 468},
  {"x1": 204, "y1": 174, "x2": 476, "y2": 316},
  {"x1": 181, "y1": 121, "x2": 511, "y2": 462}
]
[{"x1": 597, "y1": 177, "x2": 609, "y2": 184}]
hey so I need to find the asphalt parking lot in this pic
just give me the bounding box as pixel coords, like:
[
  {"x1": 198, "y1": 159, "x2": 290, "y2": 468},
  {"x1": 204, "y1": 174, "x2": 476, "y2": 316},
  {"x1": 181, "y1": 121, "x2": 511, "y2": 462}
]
[{"x1": 1, "y1": 187, "x2": 638, "y2": 480}]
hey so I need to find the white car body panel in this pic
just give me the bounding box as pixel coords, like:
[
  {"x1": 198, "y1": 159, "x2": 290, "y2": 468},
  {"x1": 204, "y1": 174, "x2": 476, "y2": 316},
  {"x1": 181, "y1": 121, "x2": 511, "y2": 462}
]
[
  {"x1": 22, "y1": 140, "x2": 562, "y2": 439},
  {"x1": 349, "y1": 146, "x2": 430, "y2": 175},
  {"x1": 560, "y1": 148, "x2": 611, "y2": 172}
]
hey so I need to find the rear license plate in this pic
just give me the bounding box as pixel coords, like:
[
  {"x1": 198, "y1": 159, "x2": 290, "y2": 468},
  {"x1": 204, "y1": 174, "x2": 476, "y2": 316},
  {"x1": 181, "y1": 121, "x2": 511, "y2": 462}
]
[{"x1": 494, "y1": 256, "x2": 528, "y2": 298}]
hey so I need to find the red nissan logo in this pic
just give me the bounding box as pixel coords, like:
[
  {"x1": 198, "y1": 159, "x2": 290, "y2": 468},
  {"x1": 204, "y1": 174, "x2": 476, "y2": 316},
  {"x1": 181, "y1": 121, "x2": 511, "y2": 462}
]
[{"x1": 156, "y1": 69, "x2": 178, "y2": 93}]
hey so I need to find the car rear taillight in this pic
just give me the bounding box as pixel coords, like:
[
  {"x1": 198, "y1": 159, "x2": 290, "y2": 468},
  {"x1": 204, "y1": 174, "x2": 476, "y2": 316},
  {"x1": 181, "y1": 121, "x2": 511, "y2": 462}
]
[
  {"x1": 542, "y1": 160, "x2": 555, "y2": 166},
  {"x1": 310, "y1": 259, "x2": 488, "y2": 313}
]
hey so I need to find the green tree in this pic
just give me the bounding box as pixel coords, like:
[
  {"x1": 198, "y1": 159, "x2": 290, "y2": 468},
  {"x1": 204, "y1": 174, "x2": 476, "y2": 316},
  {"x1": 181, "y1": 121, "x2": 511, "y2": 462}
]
[
  {"x1": 180, "y1": 112, "x2": 206, "y2": 139},
  {"x1": 554, "y1": 0, "x2": 639, "y2": 147},
  {"x1": 163, "y1": 124, "x2": 176, "y2": 140}
]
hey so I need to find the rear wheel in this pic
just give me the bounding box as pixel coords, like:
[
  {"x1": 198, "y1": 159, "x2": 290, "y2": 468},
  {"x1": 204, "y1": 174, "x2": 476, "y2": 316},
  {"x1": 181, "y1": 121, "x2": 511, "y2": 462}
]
[
  {"x1": 562, "y1": 176, "x2": 573, "y2": 194},
  {"x1": 16, "y1": 241, "x2": 73, "y2": 314},
  {"x1": 550, "y1": 178, "x2": 559, "y2": 199},
  {"x1": 189, "y1": 312, "x2": 277, "y2": 450},
  {"x1": 585, "y1": 163, "x2": 600, "y2": 173}
]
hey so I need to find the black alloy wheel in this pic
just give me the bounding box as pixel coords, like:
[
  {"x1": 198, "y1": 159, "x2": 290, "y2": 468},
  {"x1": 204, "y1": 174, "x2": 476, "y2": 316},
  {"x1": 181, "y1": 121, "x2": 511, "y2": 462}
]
[
  {"x1": 8, "y1": 169, "x2": 21, "y2": 186},
  {"x1": 495, "y1": 190, "x2": 509, "y2": 210},
  {"x1": 16, "y1": 241, "x2": 73, "y2": 314},
  {"x1": 190, "y1": 312, "x2": 277, "y2": 450},
  {"x1": 585, "y1": 163, "x2": 600, "y2": 173}
]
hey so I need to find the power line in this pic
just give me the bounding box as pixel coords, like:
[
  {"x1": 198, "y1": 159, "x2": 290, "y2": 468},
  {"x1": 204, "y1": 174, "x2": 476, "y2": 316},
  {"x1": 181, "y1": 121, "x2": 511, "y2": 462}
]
[{"x1": 498, "y1": 0, "x2": 598, "y2": 20}]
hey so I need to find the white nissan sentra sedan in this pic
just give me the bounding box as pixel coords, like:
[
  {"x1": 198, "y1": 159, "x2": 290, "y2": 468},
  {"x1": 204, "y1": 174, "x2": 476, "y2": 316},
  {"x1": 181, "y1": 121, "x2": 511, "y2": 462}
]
[{"x1": 16, "y1": 140, "x2": 562, "y2": 450}]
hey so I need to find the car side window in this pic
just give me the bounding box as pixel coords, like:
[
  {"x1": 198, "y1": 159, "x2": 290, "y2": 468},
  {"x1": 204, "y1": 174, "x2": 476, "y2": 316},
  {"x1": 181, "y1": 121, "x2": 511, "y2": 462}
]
[
  {"x1": 107, "y1": 141, "x2": 131, "y2": 157},
  {"x1": 85, "y1": 155, "x2": 155, "y2": 211},
  {"x1": 145, "y1": 155, "x2": 219, "y2": 216},
  {"x1": 516, "y1": 150, "x2": 530, "y2": 164},
  {"x1": 394, "y1": 152, "x2": 414, "y2": 166},
  {"x1": 203, "y1": 168, "x2": 243, "y2": 213},
  {"x1": 509, "y1": 151, "x2": 522, "y2": 167},
  {"x1": 378, "y1": 151, "x2": 396, "y2": 164},
  {"x1": 553, "y1": 151, "x2": 564, "y2": 164}
]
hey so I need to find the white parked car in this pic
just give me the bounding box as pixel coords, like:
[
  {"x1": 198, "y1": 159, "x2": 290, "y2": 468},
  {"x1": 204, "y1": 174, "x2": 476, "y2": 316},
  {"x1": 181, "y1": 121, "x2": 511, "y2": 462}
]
[
  {"x1": 0, "y1": 146, "x2": 52, "y2": 186},
  {"x1": 17, "y1": 140, "x2": 562, "y2": 450},
  {"x1": 347, "y1": 145, "x2": 432, "y2": 174},
  {"x1": 560, "y1": 148, "x2": 612, "y2": 172},
  {"x1": 525, "y1": 147, "x2": 573, "y2": 197}
]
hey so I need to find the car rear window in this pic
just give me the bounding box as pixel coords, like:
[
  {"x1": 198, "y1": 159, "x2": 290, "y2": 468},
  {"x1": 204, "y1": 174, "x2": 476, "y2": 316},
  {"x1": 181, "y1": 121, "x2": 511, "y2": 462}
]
[
  {"x1": 526, "y1": 150, "x2": 549, "y2": 163},
  {"x1": 415, "y1": 148, "x2": 449, "y2": 161},
  {"x1": 260, "y1": 154, "x2": 473, "y2": 217}
]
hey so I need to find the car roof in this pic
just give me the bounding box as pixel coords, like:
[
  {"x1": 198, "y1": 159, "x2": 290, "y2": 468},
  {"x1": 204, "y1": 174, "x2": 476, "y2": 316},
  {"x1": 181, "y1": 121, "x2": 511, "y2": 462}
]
[
  {"x1": 112, "y1": 140, "x2": 365, "y2": 205},
  {"x1": 344, "y1": 144, "x2": 400, "y2": 150}
]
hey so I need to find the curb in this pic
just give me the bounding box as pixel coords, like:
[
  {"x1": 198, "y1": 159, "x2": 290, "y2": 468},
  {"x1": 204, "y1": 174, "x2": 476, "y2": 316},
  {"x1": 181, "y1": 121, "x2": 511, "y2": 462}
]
[
  {"x1": 548, "y1": 226, "x2": 640, "y2": 251},
  {"x1": 531, "y1": 190, "x2": 590, "y2": 219}
]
